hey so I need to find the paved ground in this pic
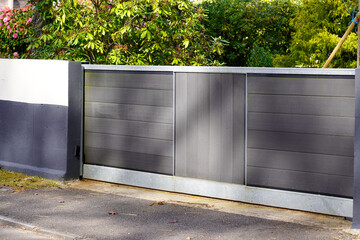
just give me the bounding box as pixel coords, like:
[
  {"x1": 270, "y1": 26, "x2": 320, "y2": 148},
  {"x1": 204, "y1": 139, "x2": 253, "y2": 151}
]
[{"x1": 0, "y1": 180, "x2": 359, "y2": 240}]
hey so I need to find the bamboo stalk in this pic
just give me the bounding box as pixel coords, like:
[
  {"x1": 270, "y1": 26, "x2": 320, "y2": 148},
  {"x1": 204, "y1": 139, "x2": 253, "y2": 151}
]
[{"x1": 323, "y1": 12, "x2": 360, "y2": 68}]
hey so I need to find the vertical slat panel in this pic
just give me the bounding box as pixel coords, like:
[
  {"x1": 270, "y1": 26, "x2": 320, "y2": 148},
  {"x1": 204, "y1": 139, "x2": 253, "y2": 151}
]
[
  {"x1": 196, "y1": 73, "x2": 210, "y2": 180},
  {"x1": 175, "y1": 73, "x2": 245, "y2": 184},
  {"x1": 233, "y1": 74, "x2": 246, "y2": 184},
  {"x1": 175, "y1": 73, "x2": 188, "y2": 176},
  {"x1": 185, "y1": 73, "x2": 199, "y2": 178},
  {"x1": 209, "y1": 74, "x2": 223, "y2": 181},
  {"x1": 220, "y1": 74, "x2": 234, "y2": 183}
]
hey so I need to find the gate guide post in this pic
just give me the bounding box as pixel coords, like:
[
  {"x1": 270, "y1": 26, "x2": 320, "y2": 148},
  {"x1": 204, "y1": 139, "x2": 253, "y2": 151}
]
[{"x1": 353, "y1": 68, "x2": 360, "y2": 228}]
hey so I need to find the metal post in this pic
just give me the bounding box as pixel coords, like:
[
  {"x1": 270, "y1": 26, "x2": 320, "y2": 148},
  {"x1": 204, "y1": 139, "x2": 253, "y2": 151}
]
[
  {"x1": 353, "y1": 68, "x2": 360, "y2": 228},
  {"x1": 356, "y1": 1, "x2": 360, "y2": 68}
]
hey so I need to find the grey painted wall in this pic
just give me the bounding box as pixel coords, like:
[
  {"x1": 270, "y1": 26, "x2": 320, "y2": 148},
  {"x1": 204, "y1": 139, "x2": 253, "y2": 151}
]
[
  {"x1": 0, "y1": 60, "x2": 82, "y2": 180},
  {"x1": 0, "y1": 101, "x2": 68, "y2": 178},
  {"x1": 84, "y1": 71, "x2": 174, "y2": 174},
  {"x1": 247, "y1": 74, "x2": 355, "y2": 197}
]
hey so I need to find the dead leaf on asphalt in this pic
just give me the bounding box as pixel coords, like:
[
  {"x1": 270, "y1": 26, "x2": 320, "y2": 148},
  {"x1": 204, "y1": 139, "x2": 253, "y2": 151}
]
[
  {"x1": 58, "y1": 200, "x2": 65, "y2": 203},
  {"x1": 186, "y1": 237, "x2": 191, "y2": 240},
  {"x1": 150, "y1": 201, "x2": 165, "y2": 206},
  {"x1": 108, "y1": 211, "x2": 118, "y2": 215},
  {"x1": 33, "y1": 193, "x2": 38, "y2": 195}
]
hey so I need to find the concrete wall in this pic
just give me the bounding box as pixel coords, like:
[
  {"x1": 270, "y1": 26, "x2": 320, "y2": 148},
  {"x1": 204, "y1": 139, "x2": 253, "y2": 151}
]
[
  {"x1": 0, "y1": 0, "x2": 28, "y2": 9},
  {"x1": 0, "y1": 59, "x2": 82, "y2": 180}
]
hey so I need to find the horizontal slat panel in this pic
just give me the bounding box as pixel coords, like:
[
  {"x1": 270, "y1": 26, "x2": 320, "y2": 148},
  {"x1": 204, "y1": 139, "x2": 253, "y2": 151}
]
[
  {"x1": 248, "y1": 112, "x2": 354, "y2": 136},
  {"x1": 85, "y1": 87, "x2": 173, "y2": 107},
  {"x1": 85, "y1": 102, "x2": 173, "y2": 124},
  {"x1": 85, "y1": 132, "x2": 173, "y2": 157},
  {"x1": 85, "y1": 72, "x2": 173, "y2": 90},
  {"x1": 248, "y1": 94, "x2": 355, "y2": 117},
  {"x1": 84, "y1": 147, "x2": 173, "y2": 174},
  {"x1": 247, "y1": 149, "x2": 353, "y2": 177},
  {"x1": 85, "y1": 117, "x2": 173, "y2": 140},
  {"x1": 248, "y1": 130, "x2": 354, "y2": 157},
  {"x1": 247, "y1": 167, "x2": 353, "y2": 197},
  {"x1": 248, "y1": 76, "x2": 354, "y2": 97}
]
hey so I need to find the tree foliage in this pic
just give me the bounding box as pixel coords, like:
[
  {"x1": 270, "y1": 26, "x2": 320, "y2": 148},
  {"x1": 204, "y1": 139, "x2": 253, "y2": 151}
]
[
  {"x1": 1, "y1": 0, "x2": 360, "y2": 68},
  {"x1": 201, "y1": 0, "x2": 296, "y2": 66},
  {"x1": 274, "y1": 0, "x2": 357, "y2": 68},
  {"x1": 27, "y1": 0, "x2": 225, "y2": 65}
]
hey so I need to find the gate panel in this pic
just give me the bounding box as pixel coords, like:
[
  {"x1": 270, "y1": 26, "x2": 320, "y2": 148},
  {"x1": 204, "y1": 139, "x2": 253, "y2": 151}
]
[
  {"x1": 84, "y1": 71, "x2": 174, "y2": 174},
  {"x1": 247, "y1": 74, "x2": 355, "y2": 197},
  {"x1": 175, "y1": 73, "x2": 245, "y2": 184}
]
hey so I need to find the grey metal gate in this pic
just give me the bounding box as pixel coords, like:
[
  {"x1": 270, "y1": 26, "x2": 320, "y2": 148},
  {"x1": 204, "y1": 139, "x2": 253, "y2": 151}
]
[{"x1": 82, "y1": 65, "x2": 356, "y2": 217}]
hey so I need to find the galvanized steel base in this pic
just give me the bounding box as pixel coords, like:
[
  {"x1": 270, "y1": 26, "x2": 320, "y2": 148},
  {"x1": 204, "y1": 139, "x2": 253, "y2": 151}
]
[{"x1": 83, "y1": 164, "x2": 353, "y2": 218}]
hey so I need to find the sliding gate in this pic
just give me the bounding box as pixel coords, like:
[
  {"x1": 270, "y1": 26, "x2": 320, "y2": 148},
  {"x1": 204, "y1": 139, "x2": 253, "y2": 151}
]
[{"x1": 82, "y1": 65, "x2": 355, "y2": 217}]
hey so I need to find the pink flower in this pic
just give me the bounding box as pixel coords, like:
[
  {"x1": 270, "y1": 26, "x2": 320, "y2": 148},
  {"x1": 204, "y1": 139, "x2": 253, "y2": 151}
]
[
  {"x1": 12, "y1": 33, "x2": 17, "y2": 38},
  {"x1": 26, "y1": 18, "x2": 32, "y2": 25},
  {"x1": 0, "y1": 14, "x2": 4, "y2": 19},
  {"x1": 13, "y1": 52, "x2": 18, "y2": 57},
  {"x1": 3, "y1": 16, "x2": 10, "y2": 22}
]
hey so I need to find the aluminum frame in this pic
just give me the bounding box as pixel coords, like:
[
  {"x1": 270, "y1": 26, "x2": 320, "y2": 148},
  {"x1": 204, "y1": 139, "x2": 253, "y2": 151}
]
[{"x1": 83, "y1": 164, "x2": 353, "y2": 218}]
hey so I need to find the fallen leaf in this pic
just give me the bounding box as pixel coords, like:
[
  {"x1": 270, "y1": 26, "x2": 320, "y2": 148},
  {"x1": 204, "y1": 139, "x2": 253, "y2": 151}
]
[
  {"x1": 21, "y1": 227, "x2": 26, "y2": 230},
  {"x1": 186, "y1": 237, "x2": 191, "y2": 240},
  {"x1": 58, "y1": 200, "x2": 65, "y2": 203},
  {"x1": 24, "y1": 177, "x2": 34, "y2": 182},
  {"x1": 108, "y1": 211, "x2": 118, "y2": 215},
  {"x1": 33, "y1": 193, "x2": 38, "y2": 195},
  {"x1": 149, "y1": 202, "x2": 155, "y2": 206},
  {"x1": 16, "y1": 184, "x2": 23, "y2": 187},
  {"x1": 157, "y1": 201, "x2": 164, "y2": 205},
  {"x1": 169, "y1": 220, "x2": 178, "y2": 223}
]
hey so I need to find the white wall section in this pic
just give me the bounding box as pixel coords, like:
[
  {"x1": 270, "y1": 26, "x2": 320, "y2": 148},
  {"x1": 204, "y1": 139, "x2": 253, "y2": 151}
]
[{"x1": 0, "y1": 59, "x2": 69, "y2": 106}]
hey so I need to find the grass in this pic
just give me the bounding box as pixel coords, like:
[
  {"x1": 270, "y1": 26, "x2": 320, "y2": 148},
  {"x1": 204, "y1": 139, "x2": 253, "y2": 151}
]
[{"x1": 0, "y1": 169, "x2": 64, "y2": 191}]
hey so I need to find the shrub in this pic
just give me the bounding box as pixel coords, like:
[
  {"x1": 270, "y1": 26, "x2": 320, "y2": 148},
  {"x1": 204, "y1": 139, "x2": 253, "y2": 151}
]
[
  {"x1": 201, "y1": 0, "x2": 296, "y2": 66},
  {"x1": 0, "y1": 4, "x2": 35, "y2": 58},
  {"x1": 247, "y1": 43, "x2": 273, "y2": 67},
  {"x1": 28, "y1": 0, "x2": 225, "y2": 65}
]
